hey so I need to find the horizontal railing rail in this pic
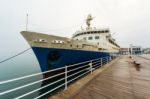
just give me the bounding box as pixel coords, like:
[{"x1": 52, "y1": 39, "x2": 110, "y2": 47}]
[
  {"x1": 0, "y1": 55, "x2": 119, "y2": 99},
  {"x1": 67, "y1": 64, "x2": 89, "y2": 73},
  {"x1": 0, "y1": 66, "x2": 65, "y2": 85}
]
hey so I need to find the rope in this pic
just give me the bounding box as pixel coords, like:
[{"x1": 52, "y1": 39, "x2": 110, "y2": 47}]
[{"x1": 0, "y1": 48, "x2": 31, "y2": 64}]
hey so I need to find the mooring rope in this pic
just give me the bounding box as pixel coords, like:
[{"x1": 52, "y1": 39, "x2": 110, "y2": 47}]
[{"x1": 0, "y1": 48, "x2": 31, "y2": 64}]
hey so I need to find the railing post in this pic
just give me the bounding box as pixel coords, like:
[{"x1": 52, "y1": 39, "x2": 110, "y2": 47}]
[
  {"x1": 65, "y1": 65, "x2": 67, "y2": 90},
  {"x1": 107, "y1": 57, "x2": 108, "y2": 63},
  {"x1": 110, "y1": 56, "x2": 112, "y2": 61},
  {"x1": 101, "y1": 58, "x2": 102, "y2": 67},
  {"x1": 107, "y1": 56, "x2": 109, "y2": 63},
  {"x1": 89, "y1": 61, "x2": 92, "y2": 74}
]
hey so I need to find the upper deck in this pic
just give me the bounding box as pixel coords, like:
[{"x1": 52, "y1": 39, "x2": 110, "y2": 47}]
[
  {"x1": 72, "y1": 27, "x2": 120, "y2": 51},
  {"x1": 72, "y1": 28, "x2": 110, "y2": 38},
  {"x1": 72, "y1": 14, "x2": 120, "y2": 51}
]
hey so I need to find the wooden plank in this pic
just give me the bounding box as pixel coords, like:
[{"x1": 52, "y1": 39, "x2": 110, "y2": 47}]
[{"x1": 73, "y1": 56, "x2": 150, "y2": 99}]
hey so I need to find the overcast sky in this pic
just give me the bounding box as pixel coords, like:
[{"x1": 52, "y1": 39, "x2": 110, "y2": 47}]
[{"x1": 0, "y1": 0, "x2": 150, "y2": 58}]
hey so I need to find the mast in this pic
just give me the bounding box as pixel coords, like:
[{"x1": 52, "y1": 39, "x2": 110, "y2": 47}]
[
  {"x1": 86, "y1": 14, "x2": 93, "y2": 30},
  {"x1": 26, "y1": 14, "x2": 28, "y2": 31}
]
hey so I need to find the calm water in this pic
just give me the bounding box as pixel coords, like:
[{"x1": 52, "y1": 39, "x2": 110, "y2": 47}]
[{"x1": 0, "y1": 49, "x2": 43, "y2": 99}]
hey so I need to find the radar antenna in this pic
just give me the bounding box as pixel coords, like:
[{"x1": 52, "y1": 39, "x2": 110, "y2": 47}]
[{"x1": 86, "y1": 14, "x2": 93, "y2": 30}]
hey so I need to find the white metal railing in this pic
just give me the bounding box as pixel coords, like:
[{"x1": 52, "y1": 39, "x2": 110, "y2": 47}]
[
  {"x1": 0, "y1": 55, "x2": 118, "y2": 99},
  {"x1": 0, "y1": 66, "x2": 65, "y2": 85}
]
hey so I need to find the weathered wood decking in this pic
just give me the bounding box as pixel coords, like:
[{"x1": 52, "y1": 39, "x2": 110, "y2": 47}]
[{"x1": 73, "y1": 56, "x2": 150, "y2": 99}]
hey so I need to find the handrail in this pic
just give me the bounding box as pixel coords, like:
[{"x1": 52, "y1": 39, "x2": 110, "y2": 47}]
[
  {"x1": 93, "y1": 63, "x2": 101, "y2": 67},
  {"x1": 35, "y1": 71, "x2": 90, "y2": 99},
  {"x1": 68, "y1": 57, "x2": 102, "y2": 68},
  {"x1": 0, "y1": 57, "x2": 109, "y2": 85},
  {"x1": 34, "y1": 82, "x2": 66, "y2": 99},
  {"x1": 0, "y1": 55, "x2": 118, "y2": 99},
  {"x1": 0, "y1": 71, "x2": 65, "y2": 96},
  {"x1": 67, "y1": 64, "x2": 89, "y2": 73},
  {"x1": 68, "y1": 70, "x2": 90, "y2": 84},
  {"x1": 68, "y1": 60, "x2": 90, "y2": 68},
  {"x1": 0, "y1": 66, "x2": 65, "y2": 85},
  {"x1": 67, "y1": 66, "x2": 89, "y2": 78},
  {"x1": 92, "y1": 60, "x2": 101, "y2": 64},
  {"x1": 15, "y1": 77, "x2": 65, "y2": 99}
]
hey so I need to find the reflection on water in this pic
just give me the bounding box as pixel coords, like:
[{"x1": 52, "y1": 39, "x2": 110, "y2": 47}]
[{"x1": 0, "y1": 49, "x2": 43, "y2": 99}]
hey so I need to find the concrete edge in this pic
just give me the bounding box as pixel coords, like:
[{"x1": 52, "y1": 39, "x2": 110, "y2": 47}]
[{"x1": 49, "y1": 57, "x2": 120, "y2": 99}]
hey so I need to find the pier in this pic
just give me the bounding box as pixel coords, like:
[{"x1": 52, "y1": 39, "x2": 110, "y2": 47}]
[
  {"x1": 50, "y1": 55, "x2": 150, "y2": 99},
  {"x1": 1, "y1": 55, "x2": 150, "y2": 99}
]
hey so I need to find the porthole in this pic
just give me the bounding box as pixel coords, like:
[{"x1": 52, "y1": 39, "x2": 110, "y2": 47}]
[{"x1": 88, "y1": 37, "x2": 93, "y2": 40}]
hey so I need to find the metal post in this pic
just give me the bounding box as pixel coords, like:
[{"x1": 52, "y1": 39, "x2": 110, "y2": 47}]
[
  {"x1": 26, "y1": 14, "x2": 28, "y2": 31},
  {"x1": 89, "y1": 61, "x2": 92, "y2": 74},
  {"x1": 107, "y1": 57, "x2": 108, "y2": 63},
  {"x1": 101, "y1": 58, "x2": 102, "y2": 67},
  {"x1": 130, "y1": 44, "x2": 133, "y2": 57},
  {"x1": 65, "y1": 65, "x2": 67, "y2": 90},
  {"x1": 110, "y1": 56, "x2": 112, "y2": 61}
]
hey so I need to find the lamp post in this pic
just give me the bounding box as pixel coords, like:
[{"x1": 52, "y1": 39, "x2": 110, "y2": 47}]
[{"x1": 130, "y1": 44, "x2": 133, "y2": 57}]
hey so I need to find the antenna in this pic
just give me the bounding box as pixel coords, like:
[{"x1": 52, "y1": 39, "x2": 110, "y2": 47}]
[{"x1": 26, "y1": 13, "x2": 28, "y2": 31}]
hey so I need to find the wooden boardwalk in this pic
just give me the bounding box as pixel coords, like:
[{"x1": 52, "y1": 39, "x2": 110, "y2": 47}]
[{"x1": 73, "y1": 56, "x2": 150, "y2": 99}]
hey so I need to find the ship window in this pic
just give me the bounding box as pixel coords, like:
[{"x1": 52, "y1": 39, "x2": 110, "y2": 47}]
[
  {"x1": 88, "y1": 36, "x2": 93, "y2": 40},
  {"x1": 95, "y1": 36, "x2": 99, "y2": 39},
  {"x1": 91, "y1": 31, "x2": 94, "y2": 33},
  {"x1": 94, "y1": 31, "x2": 97, "y2": 33},
  {"x1": 101, "y1": 31, "x2": 104, "y2": 33},
  {"x1": 87, "y1": 32, "x2": 90, "y2": 34},
  {"x1": 105, "y1": 30, "x2": 109, "y2": 33}
]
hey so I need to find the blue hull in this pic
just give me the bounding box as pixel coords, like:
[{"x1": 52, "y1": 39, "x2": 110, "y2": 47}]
[{"x1": 32, "y1": 47, "x2": 110, "y2": 72}]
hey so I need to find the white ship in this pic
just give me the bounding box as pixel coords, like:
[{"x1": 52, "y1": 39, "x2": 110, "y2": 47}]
[{"x1": 21, "y1": 14, "x2": 120, "y2": 72}]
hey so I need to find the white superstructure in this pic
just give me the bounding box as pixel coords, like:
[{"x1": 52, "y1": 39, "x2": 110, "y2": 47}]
[{"x1": 72, "y1": 14, "x2": 120, "y2": 53}]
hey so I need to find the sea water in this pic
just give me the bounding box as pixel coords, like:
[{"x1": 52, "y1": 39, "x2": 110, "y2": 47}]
[{"x1": 0, "y1": 49, "x2": 43, "y2": 99}]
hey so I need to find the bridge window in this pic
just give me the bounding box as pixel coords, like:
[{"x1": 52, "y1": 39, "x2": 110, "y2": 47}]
[
  {"x1": 88, "y1": 36, "x2": 93, "y2": 40},
  {"x1": 94, "y1": 31, "x2": 97, "y2": 33},
  {"x1": 101, "y1": 31, "x2": 104, "y2": 33},
  {"x1": 95, "y1": 36, "x2": 99, "y2": 39},
  {"x1": 105, "y1": 30, "x2": 109, "y2": 33}
]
